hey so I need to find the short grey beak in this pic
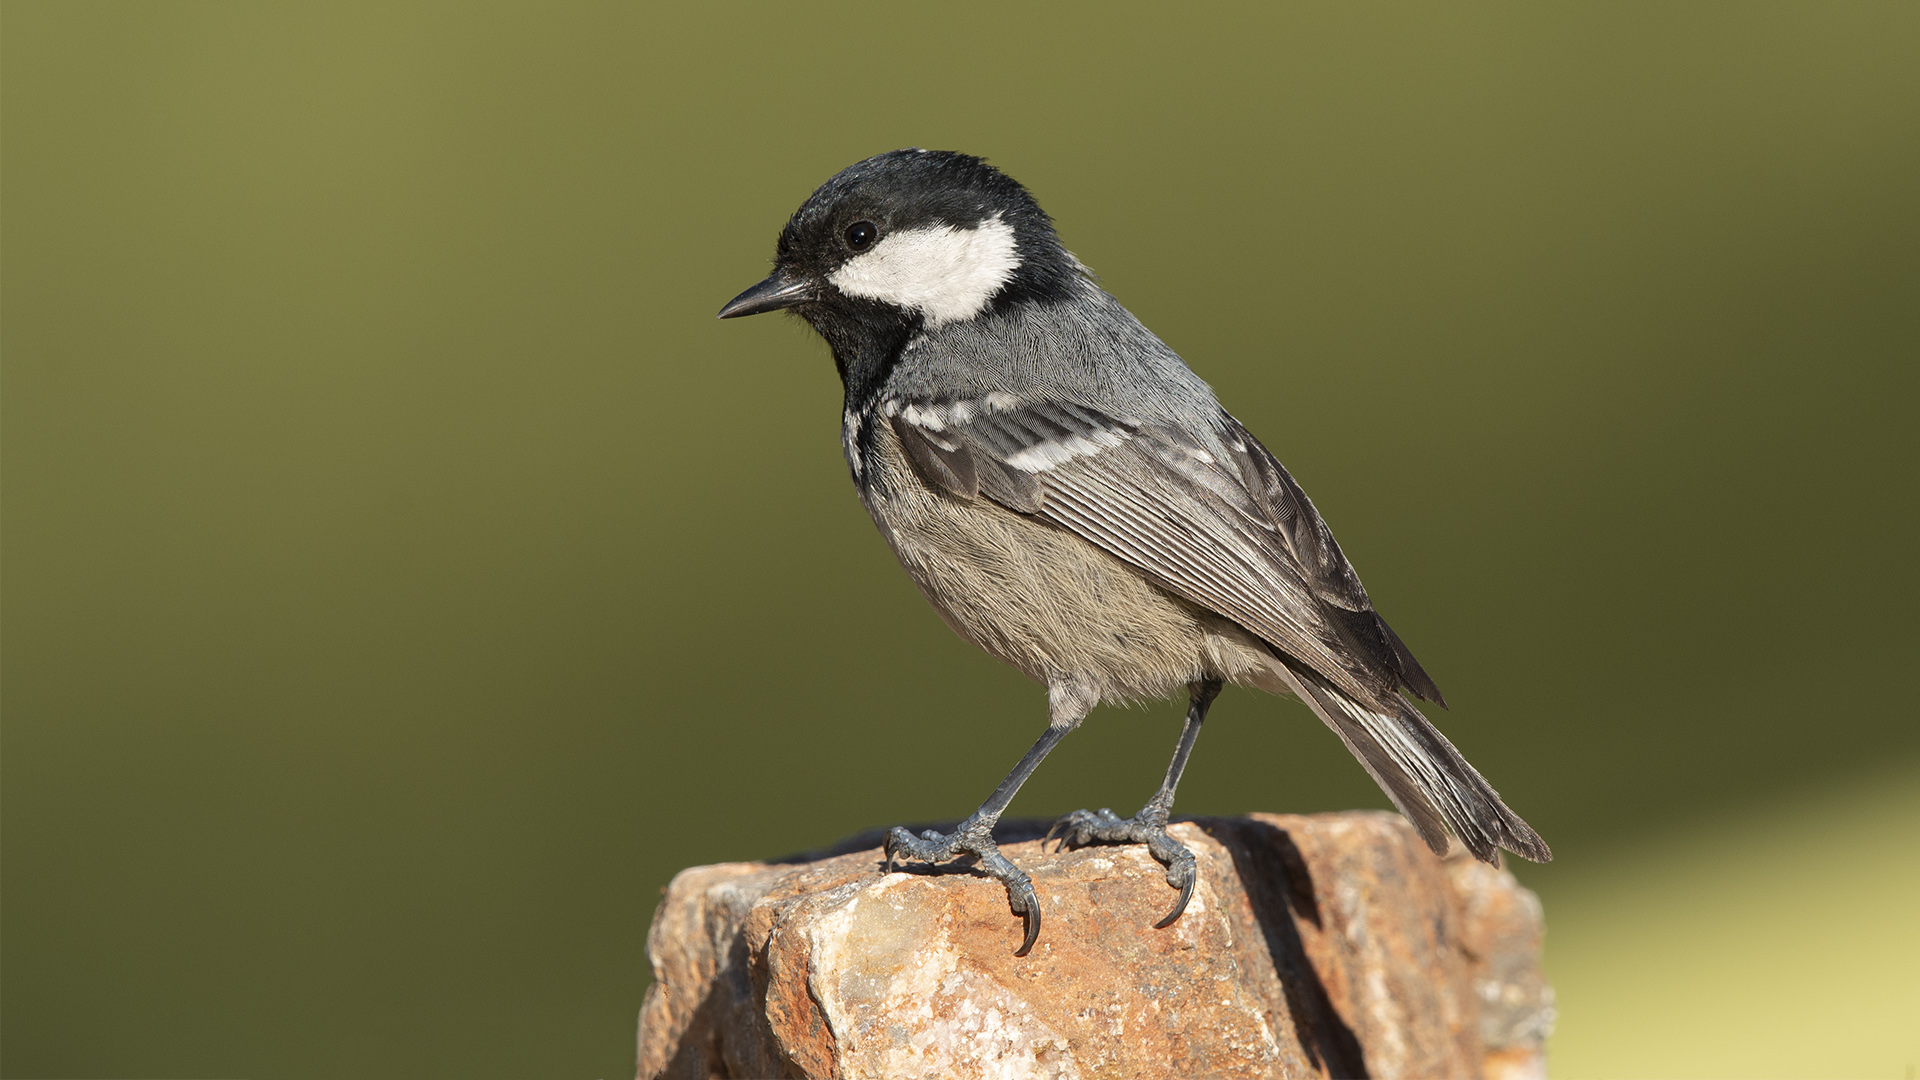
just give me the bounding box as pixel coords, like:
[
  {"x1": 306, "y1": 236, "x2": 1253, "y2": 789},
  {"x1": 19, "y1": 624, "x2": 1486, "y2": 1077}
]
[{"x1": 717, "y1": 270, "x2": 814, "y2": 319}]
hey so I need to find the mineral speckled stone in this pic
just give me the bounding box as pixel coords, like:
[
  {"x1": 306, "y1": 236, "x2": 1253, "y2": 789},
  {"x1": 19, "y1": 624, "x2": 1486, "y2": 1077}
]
[{"x1": 637, "y1": 812, "x2": 1552, "y2": 1080}]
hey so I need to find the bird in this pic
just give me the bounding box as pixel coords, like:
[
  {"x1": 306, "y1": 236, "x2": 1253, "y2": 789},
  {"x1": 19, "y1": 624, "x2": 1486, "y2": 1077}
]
[{"x1": 717, "y1": 149, "x2": 1549, "y2": 956}]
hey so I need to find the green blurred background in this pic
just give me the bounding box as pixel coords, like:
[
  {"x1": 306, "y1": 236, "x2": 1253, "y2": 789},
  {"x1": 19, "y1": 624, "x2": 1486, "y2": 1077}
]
[{"x1": 4, "y1": 3, "x2": 1916, "y2": 1076}]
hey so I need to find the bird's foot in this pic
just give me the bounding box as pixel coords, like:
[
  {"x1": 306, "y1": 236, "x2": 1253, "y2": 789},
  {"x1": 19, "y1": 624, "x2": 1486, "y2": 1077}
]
[
  {"x1": 1045, "y1": 804, "x2": 1196, "y2": 928},
  {"x1": 883, "y1": 817, "x2": 1042, "y2": 956}
]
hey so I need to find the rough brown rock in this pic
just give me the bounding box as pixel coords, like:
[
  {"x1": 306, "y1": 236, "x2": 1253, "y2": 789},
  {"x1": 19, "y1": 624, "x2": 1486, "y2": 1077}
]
[{"x1": 637, "y1": 812, "x2": 1551, "y2": 1079}]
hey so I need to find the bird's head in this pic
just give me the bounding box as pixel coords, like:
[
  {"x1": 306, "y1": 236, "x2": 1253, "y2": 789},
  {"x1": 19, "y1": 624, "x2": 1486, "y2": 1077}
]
[{"x1": 717, "y1": 150, "x2": 1082, "y2": 344}]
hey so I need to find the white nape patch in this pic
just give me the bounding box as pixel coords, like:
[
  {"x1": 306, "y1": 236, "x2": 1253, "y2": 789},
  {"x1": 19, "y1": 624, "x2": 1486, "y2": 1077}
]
[
  {"x1": 1004, "y1": 428, "x2": 1129, "y2": 473},
  {"x1": 828, "y1": 214, "x2": 1021, "y2": 327}
]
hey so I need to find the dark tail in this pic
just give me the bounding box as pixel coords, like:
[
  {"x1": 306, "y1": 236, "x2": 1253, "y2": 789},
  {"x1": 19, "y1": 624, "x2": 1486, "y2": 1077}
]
[{"x1": 1278, "y1": 665, "x2": 1551, "y2": 865}]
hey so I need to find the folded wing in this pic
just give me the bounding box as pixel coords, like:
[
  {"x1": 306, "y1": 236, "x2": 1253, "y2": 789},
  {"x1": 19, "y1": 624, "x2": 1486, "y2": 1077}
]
[{"x1": 884, "y1": 394, "x2": 1437, "y2": 706}]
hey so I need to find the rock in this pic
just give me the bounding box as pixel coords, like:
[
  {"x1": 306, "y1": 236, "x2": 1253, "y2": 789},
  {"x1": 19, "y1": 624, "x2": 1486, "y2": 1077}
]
[{"x1": 636, "y1": 812, "x2": 1552, "y2": 1080}]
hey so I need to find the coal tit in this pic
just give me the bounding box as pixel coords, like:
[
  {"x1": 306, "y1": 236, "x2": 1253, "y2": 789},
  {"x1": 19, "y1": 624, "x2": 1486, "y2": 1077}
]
[{"x1": 719, "y1": 149, "x2": 1549, "y2": 955}]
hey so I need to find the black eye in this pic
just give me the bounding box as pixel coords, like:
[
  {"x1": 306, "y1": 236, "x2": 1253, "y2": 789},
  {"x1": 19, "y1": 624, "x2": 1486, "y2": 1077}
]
[{"x1": 845, "y1": 221, "x2": 878, "y2": 251}]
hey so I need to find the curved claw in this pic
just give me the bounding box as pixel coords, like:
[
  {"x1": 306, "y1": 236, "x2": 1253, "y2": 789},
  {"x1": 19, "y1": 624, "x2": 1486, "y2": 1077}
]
[
  {"x1": 1046, "y1": 807, "x2": 1121, "y2": 853},
  {"x1": 1015, "y1": 898, "x2": 1042, "y2": 956},
  {"x1": 1044, "y1": 809, "x2": 1093, "y2": 851},
  {"x1": 1044, "y1": 816, "x2": 1081, "y2": 853},
  {"x1": 880, "y1": 825, "x2": 911, "y2": 874},
  {"x1": 1154, "y1": 872, "x2": 1196, "y2": 929},
  {"x1": 999, "y1": 866, "x2": 1044, "y2": 957},
  {"x1": 1043, "y1": 818, "x2": 1070, "y2": 852}
]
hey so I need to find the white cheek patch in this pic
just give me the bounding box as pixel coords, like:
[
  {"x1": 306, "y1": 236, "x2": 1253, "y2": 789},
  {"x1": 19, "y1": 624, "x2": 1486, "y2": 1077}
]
[{"x1": 827, "y1": 213, "x2": 1021, "y2": 327}]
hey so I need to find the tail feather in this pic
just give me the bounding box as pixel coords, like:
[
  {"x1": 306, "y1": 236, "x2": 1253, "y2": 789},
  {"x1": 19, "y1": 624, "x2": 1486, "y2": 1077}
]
[{"x1": 1271, "y1": 662, "x2": 1551, "y2": 865}]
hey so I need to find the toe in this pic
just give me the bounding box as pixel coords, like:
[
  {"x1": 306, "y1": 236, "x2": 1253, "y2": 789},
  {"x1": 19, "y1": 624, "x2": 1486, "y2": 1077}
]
[
  {"x1": 1046, "y1": 808, "x2": 1094, "y2": 852},
  {"x1": 1155, "y1": 872, "x2": 1196, "y2": 929},
  {"x1": 1003, "y1": 876, "x2": 1042, "y2": 957},
  {"x1": 1043, "y1": 816, "x2": 1073, "y2": 850},
  {"x1": 1016, "y1": 900, "x2": 1042, "y2": 957}
]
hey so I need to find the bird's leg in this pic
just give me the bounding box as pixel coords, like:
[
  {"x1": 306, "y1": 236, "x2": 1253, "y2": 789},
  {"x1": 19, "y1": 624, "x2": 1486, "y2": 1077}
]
[
  {"x1": 883, "y1": 715, "x2": 1080, "y2": 956},
  {"x1": 1047, "y1": 679, "x2": 1222, "y2": 928}
]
